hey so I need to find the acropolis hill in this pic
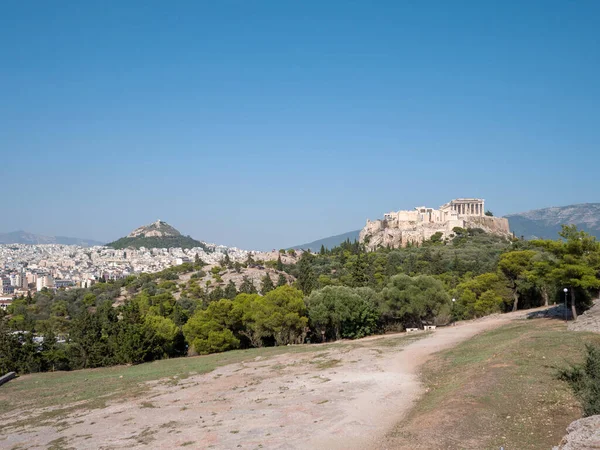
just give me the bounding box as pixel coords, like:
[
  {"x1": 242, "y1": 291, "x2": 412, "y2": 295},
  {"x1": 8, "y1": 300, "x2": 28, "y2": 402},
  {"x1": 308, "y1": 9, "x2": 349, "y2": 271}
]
[{"x1": 359, "y1": 198, "x2": 511, "y2": 250}]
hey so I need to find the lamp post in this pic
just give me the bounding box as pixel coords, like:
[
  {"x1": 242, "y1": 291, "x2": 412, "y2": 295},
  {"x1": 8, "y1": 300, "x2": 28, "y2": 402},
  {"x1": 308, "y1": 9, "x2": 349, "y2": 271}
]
[
  {"x1": 563, "y1": 288, "x2": 568, "y2": 322},
  {"x1": 452, "y1": 298, "x2": 456, "y2": 325}
]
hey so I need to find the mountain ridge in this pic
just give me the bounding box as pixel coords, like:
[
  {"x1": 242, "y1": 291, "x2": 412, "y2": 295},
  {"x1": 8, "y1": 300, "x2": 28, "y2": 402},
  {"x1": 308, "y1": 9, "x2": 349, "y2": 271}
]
[
  {"x1": 0, "y1": 230, "x2": 103, "y2": 247},
  {"x1": 506, "y1": 203, "x2": 600, "y2": 239},
  {"x1": 290, "y1": 230, "x2": 361, "y2": 251},
  {"x1": 291, "y1": 203, "x2": 600, "y2": 250}
]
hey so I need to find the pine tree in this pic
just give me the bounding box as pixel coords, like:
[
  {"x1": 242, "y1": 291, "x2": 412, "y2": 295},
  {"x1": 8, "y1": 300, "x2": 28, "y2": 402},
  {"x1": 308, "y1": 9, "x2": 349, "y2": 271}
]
[
  {"x1": 320, "y1": 244, "x2": 326, "y2": 255},
  {"x1": 224, "y1": 252, "x2": 232, "y2": 269},
  {"x1": 208, "y1": 286, "x2": 225, "y2": 302},
  {"x1": 297, "y1": 252, "x2": 316, "y2": 295},
  {"x1": 276, "y1": 255, "x2": 284, "y2": 271},
  {"x1": 351, "y1": 252, "x2": 368, "y2": 287},
  {"x1": 239, "y1": 276, "x2": 257, "y2": 294},
  {"x1": 224, "y1": 280, "x2": 237, "y2": 299},
  {"x1": 245, "y1": 253, "x2": 255, "y2": 268},
  {"x1": 277, "y1": 273, "x2": 288, "y2": 287},
  {"x1": 260, "y1": 274, "x2": 275, "y2": 295}
]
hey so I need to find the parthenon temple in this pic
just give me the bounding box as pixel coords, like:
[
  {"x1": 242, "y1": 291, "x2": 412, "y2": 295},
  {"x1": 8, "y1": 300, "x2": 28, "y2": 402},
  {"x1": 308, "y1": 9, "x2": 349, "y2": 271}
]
[
  {"x1": 440, "y1": 198, "x2": 485, "y2": 217},
  {"x1": 383, "y1": 198, "x2": 485, "y2": 224}
]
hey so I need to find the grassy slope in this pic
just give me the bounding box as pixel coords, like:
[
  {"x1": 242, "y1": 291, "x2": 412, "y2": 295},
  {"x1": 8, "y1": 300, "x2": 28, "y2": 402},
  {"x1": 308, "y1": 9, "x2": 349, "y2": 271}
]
[{"x1": 385, "y1": 319, "x2": 600, "y2": 449}]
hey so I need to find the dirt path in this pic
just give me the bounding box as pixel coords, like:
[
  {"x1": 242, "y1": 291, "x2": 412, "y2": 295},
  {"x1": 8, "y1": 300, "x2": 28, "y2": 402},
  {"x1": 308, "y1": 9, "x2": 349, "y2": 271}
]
[{"x1": 3, "y1": 311, "x2": 537, "y2": 450}]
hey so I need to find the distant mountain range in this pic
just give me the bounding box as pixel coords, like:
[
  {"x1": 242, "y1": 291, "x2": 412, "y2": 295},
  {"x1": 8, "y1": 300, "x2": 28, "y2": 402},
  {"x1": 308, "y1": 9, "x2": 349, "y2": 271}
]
[
  {"x1": 0, "y1": 230, "x2": 103, "y2": 247},
  {"x1": 291, "y1": 203, "x2": 600, "y2": 250},
  {"x1": 4, "y1": 203, "x2": 599, "y2": 251},
  {"x1": 506, "y1": 203, "x2": 600, "y2": 240},
  {"x1": 106, "y1": 220, "x2": 208, "y2": 250},
  {"x1": 291, "y1": 230, "x2": 361, "y2": 251}
]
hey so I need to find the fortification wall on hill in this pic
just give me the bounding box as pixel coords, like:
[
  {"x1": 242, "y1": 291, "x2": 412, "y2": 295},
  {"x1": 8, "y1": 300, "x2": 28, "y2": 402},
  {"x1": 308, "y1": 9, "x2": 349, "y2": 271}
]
[{"x1": 359, "y1": 215, "x2": 511, "y2": 250}]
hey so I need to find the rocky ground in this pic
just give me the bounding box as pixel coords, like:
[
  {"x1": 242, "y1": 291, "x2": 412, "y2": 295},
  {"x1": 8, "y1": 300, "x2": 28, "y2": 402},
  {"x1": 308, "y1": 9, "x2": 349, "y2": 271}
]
[
  {"x1": 554, "y1": 415, "x2": 600, "y2": 450},
  {"x1": 2, "y1": 312, "x2": 533, "y2": 450},
  {"x1": 553, "y1": 299, "x2": 600, "y2": 449},
  {"x1": 568, "y1": 299, "x2": 600, "y2": 333}
]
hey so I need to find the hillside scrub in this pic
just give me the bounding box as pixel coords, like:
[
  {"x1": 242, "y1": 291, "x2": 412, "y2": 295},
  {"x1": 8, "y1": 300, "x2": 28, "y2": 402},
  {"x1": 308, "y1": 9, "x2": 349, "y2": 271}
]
[
  {"x1": 559, "y1": 343, "x2": 600, "y2": 416},
  {"x1": 2, "y1": 226, "x2": 600, "y2": 375}
]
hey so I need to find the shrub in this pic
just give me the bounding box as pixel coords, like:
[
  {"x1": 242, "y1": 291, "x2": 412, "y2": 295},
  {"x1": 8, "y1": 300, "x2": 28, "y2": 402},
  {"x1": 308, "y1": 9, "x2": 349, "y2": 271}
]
[
  {"x1": 192, "y1": 329, "x2": 239, "y2": 355},
  {"x1": 306, "y1": 286, "x2": 378, "y2": 341},
  {"x1": 559, "y1": 344, "x2": 600, "y2": 416}
]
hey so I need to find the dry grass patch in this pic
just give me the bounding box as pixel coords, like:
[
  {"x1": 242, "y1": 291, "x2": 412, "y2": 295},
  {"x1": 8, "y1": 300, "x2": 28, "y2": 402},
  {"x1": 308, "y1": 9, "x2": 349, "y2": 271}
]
[{"x1": 384, "y1": 319, "x2": 600, "y2": 450}]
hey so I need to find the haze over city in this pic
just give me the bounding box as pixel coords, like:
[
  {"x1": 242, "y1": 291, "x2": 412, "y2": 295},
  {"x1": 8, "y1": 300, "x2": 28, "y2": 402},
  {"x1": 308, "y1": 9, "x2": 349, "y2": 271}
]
[{"x1": 2, "y1": 1, "x2": 599, "y2": 249}]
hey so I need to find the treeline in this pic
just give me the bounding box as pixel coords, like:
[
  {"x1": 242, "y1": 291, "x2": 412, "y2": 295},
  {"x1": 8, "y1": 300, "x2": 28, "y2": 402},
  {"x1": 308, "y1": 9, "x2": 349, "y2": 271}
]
[
  {"x1": 289, "y1": 225, "x2": 600, "y2": 320},
  {"x1": 1, "y1": 225, "x2": 599, "y2": 375}
]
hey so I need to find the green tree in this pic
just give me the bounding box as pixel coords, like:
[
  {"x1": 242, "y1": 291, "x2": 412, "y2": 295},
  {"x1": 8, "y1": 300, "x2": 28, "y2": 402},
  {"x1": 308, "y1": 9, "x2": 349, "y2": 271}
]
[
  {"x1": 245, "y1": 253, "x2": 255, "y2": 267},
  {"x1": 297, "y1": 252, "x2": 316, "y2": 295},
  {"x1": 276, "y1": 254, "x2": 284, "y2": 271},
  {"x1": 429, "y1": 232, "x2": 444, "y2": 245},
  {"x1": 277, "y1": 273, "x2": 288, "y2": 287},
  {"x1": 0, "y1": 320, "x2": 22, "y2": 373},
  {"x1": 223, "y1": 252, "x2": 232, "y2": 269},
  {"x1": 497, "y1": 250, "x2": 536, "y2": 311},
  {"x1": 306, "y1": 286, "x2": 378, "y2": 341},
  {"x1": 182, "y1": 299, "x2": 241, "y2": 354},
  {"x1": 380, "y1": 274, "x2": 451, "y2": 328},
  {"x1": 233, "y1": 293, "x2": 269, "y2": 347},
  {"x1": 527, "y1": 251, "x2": 558, "y2": 306},
  {"x1": 208, "y1": 286, "x2": 225, "y2": 302},
  {"x1": 224, "y1": 280, "x2": 238, "y2": 299},
  {"x1": 194, "y1": 254, "x2": 206, "y2": 269},
  {"x1": 239, "y1": 276, "x2": 258, "y2": 294},
  {"x1": 40, "y1": 329, "x2": 70, "y2": 372},
  {"x1": 351, "y1": 253, "x2": 368, "y2": 287},
  {"x1": 262, "y1": 286, "x2": 308, "y2": 345},
  {"x1": 260, "y1": 273, "x2": 275, "y2": 295}
]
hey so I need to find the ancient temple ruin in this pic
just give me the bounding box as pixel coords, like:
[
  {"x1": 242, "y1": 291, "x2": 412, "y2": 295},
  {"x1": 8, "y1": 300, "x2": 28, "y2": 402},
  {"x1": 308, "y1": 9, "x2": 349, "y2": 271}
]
[{"x1": 360, "y1": 198, "x2": 511, "y2": 250}]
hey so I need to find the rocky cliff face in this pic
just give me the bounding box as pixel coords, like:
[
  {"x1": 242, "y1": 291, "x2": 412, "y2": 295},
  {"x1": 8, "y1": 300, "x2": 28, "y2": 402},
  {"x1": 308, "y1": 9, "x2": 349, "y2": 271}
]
[
  {"x1": 359, "y1": 215, "x2": 511, "y2": 250},
  {"x1": 127, "y1": 220, "x2": 181, "y2": 238}
]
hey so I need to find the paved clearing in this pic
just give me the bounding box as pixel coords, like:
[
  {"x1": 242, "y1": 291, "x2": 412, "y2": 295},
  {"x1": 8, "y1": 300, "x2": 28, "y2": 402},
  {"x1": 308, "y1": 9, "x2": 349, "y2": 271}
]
[{"x1": 2, "y1": 310, "x2": 537, "y2": 450}]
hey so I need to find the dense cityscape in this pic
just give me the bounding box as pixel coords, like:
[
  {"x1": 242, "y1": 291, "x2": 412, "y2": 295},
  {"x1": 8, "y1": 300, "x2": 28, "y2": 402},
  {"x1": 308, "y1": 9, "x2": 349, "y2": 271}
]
[{"x1": 0, "y1": 242, "x2": 254, "y2": 305}]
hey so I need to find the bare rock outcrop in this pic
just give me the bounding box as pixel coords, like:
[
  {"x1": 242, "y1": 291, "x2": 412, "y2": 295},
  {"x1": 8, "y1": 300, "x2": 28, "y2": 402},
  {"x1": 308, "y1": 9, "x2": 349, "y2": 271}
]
[
  {"x1": 568, "y1": 300, "x2": 600, "y2": 333},
  {"x1": 554, "y1": 415, "x2": 600, "y2": 449},
  {"x1": 360, "y1": 199, "x2": 511, "y2": 250}
]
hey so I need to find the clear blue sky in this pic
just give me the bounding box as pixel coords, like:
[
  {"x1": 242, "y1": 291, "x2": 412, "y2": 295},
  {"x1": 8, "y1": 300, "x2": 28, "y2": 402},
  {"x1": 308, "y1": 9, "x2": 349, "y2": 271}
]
[{"x1": 1, "y1": 1, "x2": 599, "y2": 250}]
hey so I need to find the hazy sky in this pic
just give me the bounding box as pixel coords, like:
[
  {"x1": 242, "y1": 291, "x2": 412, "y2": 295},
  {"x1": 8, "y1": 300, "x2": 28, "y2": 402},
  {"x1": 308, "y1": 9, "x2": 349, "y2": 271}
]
[{"x1": 1, "y1": 1, "x2": 599, "y2": 250}]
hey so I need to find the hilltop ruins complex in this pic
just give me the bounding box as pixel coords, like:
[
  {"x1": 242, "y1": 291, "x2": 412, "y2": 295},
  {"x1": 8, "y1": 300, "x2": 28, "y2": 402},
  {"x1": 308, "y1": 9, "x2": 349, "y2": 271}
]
[{"x1": 359, "y1": 198, "x2": 511, "y2": 250}]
